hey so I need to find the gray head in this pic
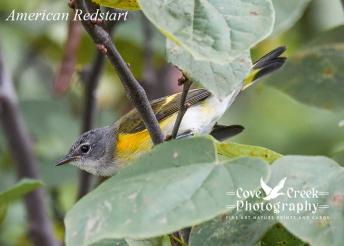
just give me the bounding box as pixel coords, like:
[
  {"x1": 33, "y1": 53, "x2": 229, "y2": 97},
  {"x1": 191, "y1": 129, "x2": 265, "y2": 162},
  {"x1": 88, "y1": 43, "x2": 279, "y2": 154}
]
[{"x1": 56, "y1": 126, "x2": 117, "y2": 176}]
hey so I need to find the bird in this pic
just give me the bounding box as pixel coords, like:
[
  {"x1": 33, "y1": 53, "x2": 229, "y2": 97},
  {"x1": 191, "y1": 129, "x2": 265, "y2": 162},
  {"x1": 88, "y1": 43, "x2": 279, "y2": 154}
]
[
  {"x1": 56, "y1": 47, "x2": 287, "y2": 176},
  {"x1": 260, "y1": 177, "x2": 287, "y2": 201}
]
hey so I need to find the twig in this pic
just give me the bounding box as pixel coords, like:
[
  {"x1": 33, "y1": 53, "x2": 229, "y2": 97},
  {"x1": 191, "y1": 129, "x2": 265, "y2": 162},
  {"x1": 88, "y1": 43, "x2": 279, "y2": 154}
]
[
  {"x1": 80, "y1": 51, "x2": 105, "y2": 144},
  {"x1": 53, "y1": 15, "x2": 81, "y2": 95},
  {"x1": 168, "y1": 76, "x2": 193, "y2": 246},
  {"x1": 0, "y1": 48, "x2": 58, "y2": 246},
  {"x1": 76, "y1": 8, "x2": 122, "y2": 199},
  {"x1": 171, "y1": 76, "x2": 192, "y2": 139},
  {"x1": 77, "y1": 50, "x2": 105, "y2": 199},
  {"x1": 74, "y1": 0, "x2": 164, "y2": 144}
]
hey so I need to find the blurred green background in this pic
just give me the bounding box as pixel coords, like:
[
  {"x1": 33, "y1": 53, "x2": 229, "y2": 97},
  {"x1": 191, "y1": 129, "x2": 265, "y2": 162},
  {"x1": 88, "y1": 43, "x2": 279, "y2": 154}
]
[{"x1": 0, "y1": 0, "x2": 343, "y2": 245}]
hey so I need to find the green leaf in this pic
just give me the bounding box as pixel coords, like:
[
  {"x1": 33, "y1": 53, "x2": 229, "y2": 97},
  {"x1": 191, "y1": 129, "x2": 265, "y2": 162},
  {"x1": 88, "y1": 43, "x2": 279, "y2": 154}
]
[
  {"x1": 139, "y1": 0, "x2": 274, "y2": 63},
  {"x1": 266, "y1": 44, "x2": 344, "y2": 111},
  {"x1": 309, "y1": 25, "x2": 344, "y2": 46},
  {"x1": 65, "y1": 137, "x2": 270, "y2": 245},
  {"x1": 217, "y1": 141, "x2": 282, "y2": 164},
  {"x1": 0, "y1": 204, "x2": 7, "y2": 224},
  {"x1": 116, "y1": 136, "x2": 217, "y2": 179},
  {"x1": 269, "y1": 156, "x2": 344, "y2": 246},
  {"x1": 190, "y1": 142, "x2": 281, "y2": 245},
  {"x1": 167, "y1": 40, "x2": 252, "y2": 98},
  {"x1": 90, "y1": 239, "x2": 129, "y2": 246},
  {"x1": 92, "y1": 0, "x2": 140, "y2": 10},
  {"x1": 271, "y1": 0, "x2": 311, "y2": 35},
  {"x1": 0, "y1": 178, "x2": 43, "y2": 204},
  {"x1": 125, "y1": 237, "x2": 168, "y2": 246},
  {"x1": 189, "y1": 196, "x2": 276, "y2": 246},
  {"x1": 261, "y1": 223, "x2": 307, "y2": 246},
  {"x1": 0, "y1": 178, "x2": 42, "y2": 223}
]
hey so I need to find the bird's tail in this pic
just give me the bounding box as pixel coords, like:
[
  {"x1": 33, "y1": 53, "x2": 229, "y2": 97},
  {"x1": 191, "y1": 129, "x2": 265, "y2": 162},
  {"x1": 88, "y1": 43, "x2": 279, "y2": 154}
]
[{"x1": 242, "y1": 46, "x2": 287, "y2": 91}]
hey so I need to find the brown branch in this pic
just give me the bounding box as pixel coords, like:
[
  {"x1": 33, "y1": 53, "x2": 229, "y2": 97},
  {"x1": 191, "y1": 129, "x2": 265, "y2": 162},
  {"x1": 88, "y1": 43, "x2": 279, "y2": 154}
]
[
  {"x1": 171, "y1": 77, "x2": 192, "y2": 139},
  {"x1": 0, "y1": 49, "x2": 59, "y2": 246},
  {"x1": 74, "y1": 0, "x2": 164, "y2": 145},
  {"x1": 53, "y1": 15, "x2": 81, "y2": 95}
]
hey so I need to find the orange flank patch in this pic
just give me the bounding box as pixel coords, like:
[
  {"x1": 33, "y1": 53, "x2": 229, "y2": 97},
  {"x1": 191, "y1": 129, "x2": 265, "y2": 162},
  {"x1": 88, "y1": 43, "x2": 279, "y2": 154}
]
[
  {"x1": 116, "y1": 130, "x2": 152, "y2": 164},
  {"x1": 115, "y1": 116, "x2": 175, "y2": 165}
]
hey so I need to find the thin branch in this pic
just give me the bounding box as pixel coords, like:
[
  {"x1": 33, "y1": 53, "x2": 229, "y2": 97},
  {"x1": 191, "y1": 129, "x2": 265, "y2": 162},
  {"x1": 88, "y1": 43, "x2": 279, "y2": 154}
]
[
  {"x1": 80, "y1": 51, "x2": 105, "y2": 139},
  {"x1": 0, "y1": 48, "x2": 59, "y2": 246},
  {"x1": 169, "y1": 76, "x2": 193, "y2": 245},
  {"x1": 53, "y1": 15, "x2": 81, "y2": 95},
  {"x1": 76, "y1": 9, "x2": 121, "y2": 199},
  {"x1": 77, "y1": 50, "x2": 105, "y2": 199},
  {"x1": 74, "y1": 0, "x2": 164, "y2": 144},
  {"x1": 171, "y1": 76, "x2": 192, "y2": 139}
]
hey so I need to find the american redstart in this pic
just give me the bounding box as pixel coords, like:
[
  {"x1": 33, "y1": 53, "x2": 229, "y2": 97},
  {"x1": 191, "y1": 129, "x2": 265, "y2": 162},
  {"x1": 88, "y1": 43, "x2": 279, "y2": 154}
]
[{"x1": 56, "y1": 47, "x2": 286, "y2": 176}]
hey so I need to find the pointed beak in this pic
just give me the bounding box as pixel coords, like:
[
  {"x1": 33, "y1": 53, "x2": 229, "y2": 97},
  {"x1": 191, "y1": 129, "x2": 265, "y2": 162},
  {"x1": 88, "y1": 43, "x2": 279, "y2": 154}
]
[{"x1": 56, "y1": 155, "x2": 78, "y2": 166}]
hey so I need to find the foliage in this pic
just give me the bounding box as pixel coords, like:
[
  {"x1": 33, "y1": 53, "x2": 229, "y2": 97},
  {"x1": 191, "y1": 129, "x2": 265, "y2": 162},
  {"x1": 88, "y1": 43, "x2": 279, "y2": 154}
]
[
  {"x1": 0, "y1": 179, "x2": 43, "y2": 224},
  {"x1": 189, "y1": 155, "x2": 344, "y2": 246},
  {"x1": 65, "y1": 137, "x2": 270, "y2": 245},
  {"x1": 261, "y1": 224, "x2": 306, "y2": 246},
  {"x1": 139, "y1": 0, "x2": 274, "y2": 64},
  {"x1": 189, "y1": 196, "x2": 276, "y2": 246},
  {"x1": 266, "y1": 44, "x2": 344, "y2": 111},
  {"x1": 1, "y1": 0, "x2": 344, "y2": 245},
  {"x1": 216, "y1": 141, "x2": 282, "y2": 164},
  {"x1": 269, "y1": 156, "x2": 344, "y2": 245},
  {"x1": 167, "y1": 41, "x2": 252, "y2": 98},
  {"x1": 271, "y1": 0, "x2": 311, "y2": 35}
]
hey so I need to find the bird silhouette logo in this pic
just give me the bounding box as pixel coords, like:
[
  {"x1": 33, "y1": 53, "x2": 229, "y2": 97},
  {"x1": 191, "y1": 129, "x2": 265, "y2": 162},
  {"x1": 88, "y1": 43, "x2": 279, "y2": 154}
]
[{"x1": 260, "y1": 177, "x2": 287, "y2": 201}]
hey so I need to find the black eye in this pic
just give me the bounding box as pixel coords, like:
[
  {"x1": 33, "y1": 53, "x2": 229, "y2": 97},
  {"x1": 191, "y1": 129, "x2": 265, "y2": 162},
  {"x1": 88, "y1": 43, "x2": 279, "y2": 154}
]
[{"x1": 80, "y1": 144, "x2": 90, "y2": 153}]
